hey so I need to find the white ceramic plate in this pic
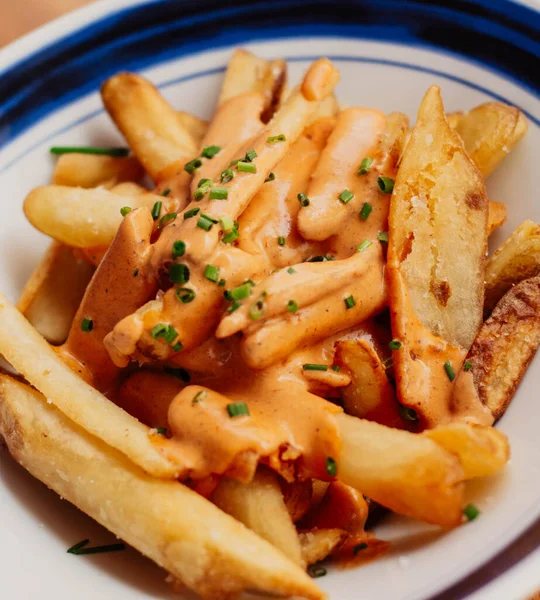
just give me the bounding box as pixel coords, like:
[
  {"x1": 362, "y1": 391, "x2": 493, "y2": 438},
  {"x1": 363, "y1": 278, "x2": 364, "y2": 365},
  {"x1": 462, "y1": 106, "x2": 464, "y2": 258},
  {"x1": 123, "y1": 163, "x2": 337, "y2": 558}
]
[{"x1": 1, "y1": 1, "x2": 539, "y2": 598}]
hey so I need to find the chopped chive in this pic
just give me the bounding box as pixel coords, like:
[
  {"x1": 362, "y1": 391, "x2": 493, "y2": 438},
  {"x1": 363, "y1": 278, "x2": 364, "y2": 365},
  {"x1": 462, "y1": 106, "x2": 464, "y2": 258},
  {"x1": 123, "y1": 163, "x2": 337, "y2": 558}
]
[
  {"x1": 81, "y1": 318, "x2": 93, "y2": 332},
  {"x1": 201, "y1": 145, "x2": 221, "y2": 159},
  {"x1": 303, "y1": 364, "x2": 328, "y2": 372},
  {"x1": 163, "y1": 326, "x2": 178, "y2": 344},
  {"x1": 161, "y1": 188, "x2": 171, "y2": 197},
  {"x1": 265, "y1": 172, "x2": 275, "y2": 183},
  {"x1": 344, "y1": 295, "x2": 356, "y2": 309},
  {"x1": 287, "y1": 300, "x2": 298, "y2": 313},
  {"x1": 249, "y1": 293, "x2": 266, "y2": 320},
  {"x1": 176, "y1": 287, "x2": 195, "y2": 304},
  {"x1": 150, "y1": 324, "x2": 167, "y2": 339},
  {"x1": 209, "y1": 187, "x2": 229, "y2": 200},
  {"x1": 229, "y1": 283, "x2": 252, "y2": 301},
  {"x1": 159, "y1": 212, "x2": 177, "y2": 229},
  {"x1": 245, "y1": 279, "x2": 255, "y2": 287},
  {"x1": 399, "y1": 404, "x2": 418, "y2": 421},
  {"x1": 326, "y1": 456, "x2": 338, "y2": 477},
  {"x1": 339, "y1": 189, "x2": 354, "y2": 204},
  {"x1": 184, "y1": 158, "x2": 202, "y2": 174},
  {"x1": 359, "y1": 202, "x2": 373, "y2": 220},
  {"x1": 67, "y1": 540, "x2": 126, "y2": 555},
  {"x1": 221, "y1": 168, "x2": 234, "y2": 183},
  {"x1": 197, "y1": 214, "x2": 216, "y2": 231},
  {"x1": 193, "y1": 390, "x2": 207, "y2": 403},
  {"x1": 155, "y1": 426, "x2": 169, "y2": 435},
  {"x1": 172, "y1": 240, "x2": 186, "y2": 258},
  {"x1": 67, "y1": 539, "x2": 90, "y2": 554},
  {"x1": 229, "y1": 159, "x2": 240, "y2": 167},
  {"x1": 463, "y1": 503, "x2": 480, "y2": 522},
  {"x1": 51, "y1": 147, "x2": 129, "y2": 157},
  {"x1": 204, "y1": 264, "x2": 220, "y2": 282},
  {"x1": 120, "y1": 206, "x2": 132, "y2": 217},
  {"x1": 389, "y1": 339, "x2": 402, "y2": 351},
  {"x1": 244, "y1": 148, "x2": 257, "y2": 162},
  {"x1": 307, "y1": 255, "x2": 324, "y2": 263},
  {"x1": 332, "y1": 365, "x2": 341, "y2": 372},
  {"x1": 171, "y1": 341, "x2": 183, "y2": 352},
  {"x1": 324, "y1": 253, "x2": 335, "y2": 261},
  {"x1": 184, "y1": 207, "x2": 200, "y2": 219},
  {"x1": 227, "y1": 301, "x2": 241, "y2": 313},
  {"x1": 220, "y1": 216, "x2": 234, "y2": 232},
  {"x1": 169, "y1": 263, "x2": 190, "y2": 285},
  {"x1": 353, "y1": 543, "x2": 368, "y2": 554},
  {"x1": 194, "y1": 179, "x2": 212, "y2": 200},
  {"x1": 222, "y1": 228, "x2": 239, "y2": 244},
  {"x1": 227, "y1": 402, "x2": 250, "y2": 417},
  {"x1": 308, "y1": 565, "x2": 327, "y2": 578},
  {"x1": 151, "y1": 201, "x2": 162, "y2": 221},
  {"x1": 237, "y1": 161, "x2": 257, "y2": 173},
  {"x1": 267, "y1": 134, "x2": 286, "y2": 143},
  {"x1": 357, "y1": 157, "x2": 374, "y2": 175},
  {"x1": 298, "y1": 193, "x2": 310, "y2": 207},
  {"x1": 378, "y1": 231, "x2": 389, "y2": 244},
  {"x1": 464, "y1": 360, "x2": 472, "y2": 372},
  {"x1": 287, "y1": 267, "x2": 296, "y2": 274},
  {"x1": 277, "y1": 236, "x2": 286, "y2": 246},
  {"x1": 164, "y1": 367, "x2": 190, "y2": 383},
  {"x1": 218, "y1": 279, "x2": 227, "y2": 287},
  {"x1": 357, "y1": 240, "x2": 373, "y2": 253},
  {"x1": 444, "y1": 361, "x2": 456, "y2": 382},
  {"x1": 378, "y1": 176, "x2": 394, "y2": 194}
]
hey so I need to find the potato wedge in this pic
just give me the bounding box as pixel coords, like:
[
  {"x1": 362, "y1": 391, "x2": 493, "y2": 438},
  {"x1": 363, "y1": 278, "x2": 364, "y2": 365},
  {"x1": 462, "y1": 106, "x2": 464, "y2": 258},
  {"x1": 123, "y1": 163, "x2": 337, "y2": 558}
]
[
  {"x1": 0, "y1": 376, "x2": 322, "y2": 600},
  {"x1": 0, "y1": 291, "x2": 177, "y2": 478},
  {"x1": 176, "y1": 111, "x2": 208, "y2": 147},
  {"x1": 488, "y1": 200, "x2": 507, "y2": 234},
  {"x1": 484, "y1": 220, "x2": 540, "y2": 314},
  {"x1": 23, "y1": 185, "x2": 164, "y2": 247},
  {"x1": 53, "y1": 154, "x2": 143, "y2": 188},
  {"x1": 387, "y1": 86, "x2": 488, "y2": 425},
  {"x1": 212, "y1": 468, "x2": 303, "y2": 565},
  {"x1": 460, "y1": 276, "x2": 540, "y2": 420},
  {"x1": 299, "y1": 529, "x2": 347, "y2": 565},
  {"x1": 452, "y1": 102, "x2": 528, "y2": 177},
  {"x1": 281, "y1": 479, "x2": 313, "y2": 523},
  {"x1": 17, "y1": 242, "x2": 94, "y2": 344}
]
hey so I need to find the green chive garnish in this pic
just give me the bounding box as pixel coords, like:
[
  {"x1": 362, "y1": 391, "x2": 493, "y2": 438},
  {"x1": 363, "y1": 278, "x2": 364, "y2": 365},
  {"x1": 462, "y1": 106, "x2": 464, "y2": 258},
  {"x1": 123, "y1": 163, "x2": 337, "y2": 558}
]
[
  {"x1": 222, "y1": 228, "x2": 239, "y2": 244},
  {"x1": 267, "y1": 134, "x2": 286, "y2": 143},
  {"x1": 218, "y1": 279, "x2": 226, "y2": 287},
  {"x1": 298, "y1": 193, "x2": 310, "y2": 207},
  {"x1": 227, "y1": 402, "x2": 250, "y2": 417},
  {"x1": 169, "y1": 263, "x2": 190, "y2": 285},
  {"x1": 287, "y1": 300, "x2": 298, "y2": 313},
  {"x1": 357, "y1": 157, "x2": 373, "y2": 175},
  {"x1": 244, "y1": 148, "x2": 257, "y2": 162},
  {"x1": 229, "y1": 283, "x2": 252, "y2": 301},
  {"x1": 249, "y1": 293, "x2": 266, "y2": 320},
  {"x1": 357, "y1": 240, "x2": 372, "y2": 252},
  {"x1": 221, "y1": 168, "x2": 234, "y2": 183},
  {"x1": 339, "y1": 189, "x2": 354, "y2": 204},
  {"x1": 201, "y1": 145, "x2": 221, "y2": 159},
  {"x1": 389, "y1": 339, "x2": 402, "y2": 351},
  {"x1": 209, "y1": 187, "x2": 229, "y2": 200},
  {"x1": 176, "y1": 287, "x2": 195, "y2": 304},
  {"x1": 303, "y1": 364, "x2": 328, "y2": 371},
  {"x1": 265, "y1": 172, "x2": 275, "y2": 183},
  {"x1": 193, "y1": 390, "x2": 207, "y2": 403},
  {"x1": 67, "y1": 540, "x2": 126, "y2": 555},
  {"x1": 194, "y1": 179, "x2": 212, "y2": 201},
  {"x1": 159, "y1": 212, "x2": 176, "y2": 229},
  {"x1": 81, "y1": 318, "x2": 93, "y2": 332},
  {"x1": 359, "y1": 203, "x2": 373, "y2": 220},
  {"x1": 344, "y1": 295, "x2": 356, "y2": 309},
  {"x1": 150, "y1": 324, "x2": 167, "y2": 339},
  {"x1": 161, "y1": 188, "x2": 171, "y2": 197},
  {"x1": 326, "y1": 456, "x2": 337, "y2": 477},
  {"x1": 171, "y1": 342, "x2": 183, "y2": 352},
  {"x1": 308, "y1": 565, "x2": 327, "y2": 578},
  {"x1": 464, "y1": 360, "x2": 472, "y2": 372},
  {"x1": 444, "y1": 361, "x2": 456, "y2": 381},
  {"x1": 151, "y1": 201, "x2": 162, "y2": 220},
  {"x1": 378, "y1": 176, "x2": 394, "y2": 194},
  {"x1": 184, "y1": 158, "x2": 202, "y2": 174},
  {"x1": 155, "y1": 426, "x2": 169, "y2": 434},
  {"x1": 237, "y1": 161, "x2": 257, "y2": 173},
  {"x1": 204, "y1": 264, "x2": 220, "y2": 282},
  {"x1": 287, "y1": 267, "x2": 296, "y2": 274},
  {"x1": 399, "y1": 404, "x2": 418, "y2": 421},
  {"x1": 172, "y1": 240, "x2": 186, "y2": 258},
  {"x1": 162, "y1": 326, "x2": 179, "y2": 345},
  {"x1": 277, "y1": 236, "x2": 286, "y2": 246},
  {"x1": 51, "y1": 147, "x2": 129, "y2": 157},
  {"x1": 227, "y1": 301, "x2": 241, "y2": 313},
  {"x1": 197, "y1": 214, "x2": 217, "y2": 231},
  {"x1": 463, "y1": 503, "x2": 480, "y2": 522},
  {"x1": 120, "y1": 206, "x2": 132, "y2": 217},
  {"x1": 378, "y1": 231, "x2": 389, "y2": 243},
  {"x1": 332, "y1": 365, "x2": 341, "y2": 372},
  {"x1": 184, "y1": 207, "x2": 200, "y2": 219}
]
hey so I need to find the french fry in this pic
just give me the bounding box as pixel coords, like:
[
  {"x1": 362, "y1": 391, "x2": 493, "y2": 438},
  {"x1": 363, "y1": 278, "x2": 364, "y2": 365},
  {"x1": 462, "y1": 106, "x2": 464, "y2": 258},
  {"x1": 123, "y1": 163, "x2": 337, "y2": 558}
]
[
  {"x1": 212, "y1": 468, "x2": 303, "y2": 565},
  {"x1": 488, "y1": 200, "x2": 507, "y2": 234},
  {"x1": 101, "y1": 73, "x2": 198, "y2": 181},
  {"x1": 387, "y1": 86, "x2": 488, "y2": 425},
  {"x1": 451, "y1": 102, "x2": 528, "y2": 177},
  {"x1": 0, "y1": 291, "x2": 177, "y2": 478},
  {"x1": 23, "y1": 185, "x2": 164, "y2": 247},
  {"x1": 460, "y1": 276, "x2": 540, "y2": 420},
  {"x1": 0, "y1": 376, "x2": 322, "y2": 600},
  {"x1": 281, "y1": 479, "x2": 313, "y2": 523},
  {"x1": 484, "y1": 220, "x2": 540, "y2": 314},
  {"x1": 424, "y1": 423, "x2": 509, "y2": 479},
  {"x1": 299, "y1": 529, "x2": 347, "y2": 565},
  {"x1": 336, "y1": 413, "x2": 465, "y2": 527},
  {"x1": 111, "y1": 181, "x2": 147, "y2": 195},
  {"x1": 53, "y1": 153, "x2": 143, "y2": 188},
  {"x1": 17, "y1": 242, "x2": 95, "y2": 344},
  {"x1": 176, "y1": 111, "x2": 208, "y2": 147}
]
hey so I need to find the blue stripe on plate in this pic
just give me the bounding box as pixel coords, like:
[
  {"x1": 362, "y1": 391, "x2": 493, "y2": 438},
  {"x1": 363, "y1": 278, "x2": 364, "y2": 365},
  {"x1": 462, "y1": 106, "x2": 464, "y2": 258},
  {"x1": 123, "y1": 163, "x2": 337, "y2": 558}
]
[{"x1": 0, "y1": 0, "x2": 538, "y2": 149}]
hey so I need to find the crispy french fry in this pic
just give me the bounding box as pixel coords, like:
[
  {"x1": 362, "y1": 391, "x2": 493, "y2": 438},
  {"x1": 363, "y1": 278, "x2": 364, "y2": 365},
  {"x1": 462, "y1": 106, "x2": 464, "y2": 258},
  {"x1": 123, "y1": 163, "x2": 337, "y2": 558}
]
[
  {"x1": 452, "y1": 102, "x2": 528, "y2": 177},
  {"x1": 101, "y1": 73, "x2": 198, "y2": 181},
  {"x1": 212, "y1": 468, "x2": 303, "y2": 566},
  {"x1": 23, "y1": 185, "x2": 164, "y2": 247},
  {"x1": 459, "y1": 276, "x2": 540, "y2": 420},
  {"x1": 299, "y1": 529, "x2": 347, "y2": 565},
  {"x1": 484, "y1": 220, "x2": 540, "y2": 314},
  {"x1": 0, "y1": 291, "x2": 177, "y2": 478},
  {"x1": 488, "y1": 200, "x2": 507, "y2": 234},
  {"x1": 176, "y1": 111, "x2": 208, "y2": 147},
  {"x1": 53, "y1": 154, "x2": 143, "y2": 188},
  {"x1": 0, "y1": 376, "x2": 322, "y2": 600},
  {"x1": 425, "y1": 423, "x2": 509, "y2": 479},
  {"x1": 336, "y1": 413, "x2": 465, "y2": 527},
  {"x1": 17, "y1": 242, "x2": 95, "y2": 344},
  {"x1": 111, "y1": 181, "x2": 147, "y2": 195}
]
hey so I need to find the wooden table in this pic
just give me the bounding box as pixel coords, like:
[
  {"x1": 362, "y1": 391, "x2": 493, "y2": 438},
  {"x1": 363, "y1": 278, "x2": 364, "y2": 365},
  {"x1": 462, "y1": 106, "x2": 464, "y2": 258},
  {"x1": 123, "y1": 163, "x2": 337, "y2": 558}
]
[{"x1": 1, "y1": 0, "x2": 93, "y2": 48}]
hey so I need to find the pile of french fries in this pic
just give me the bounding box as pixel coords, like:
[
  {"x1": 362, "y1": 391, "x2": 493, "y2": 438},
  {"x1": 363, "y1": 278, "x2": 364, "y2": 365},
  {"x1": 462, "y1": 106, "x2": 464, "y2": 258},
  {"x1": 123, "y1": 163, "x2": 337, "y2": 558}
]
[{"x1": 1, "y1": 48, "x2": 538, "y2": 600}]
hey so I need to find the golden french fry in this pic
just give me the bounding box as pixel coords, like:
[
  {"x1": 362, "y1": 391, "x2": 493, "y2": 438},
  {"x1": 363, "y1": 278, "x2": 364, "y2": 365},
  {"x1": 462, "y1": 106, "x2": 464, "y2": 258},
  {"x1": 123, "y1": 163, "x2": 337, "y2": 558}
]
[
  {"x1": 53, "y1": 154, "x2": 143, "y2": 188},
  {"x1": 176, "y1": 111, "x2": 208, "y2": 147},
  {"x1": 452, "y1": 102, "x2": 528, "y2": 177},
  {"x1": 101, "y1": 73, "x2": 198, "y2": 180},
  {"x1": 23, "y1": 185, "x2": 163, "y2": 247},
  {"x1": 0, "y1": 376, "x2": 322, "y2": 600},
  {"x1": 111, "y1": 181, "x2": 147, "y2": 195},
  {"x1": 488, "y1": 200, "x2": 507, "y2": 234},
  {"x1": 299, "y1": 529, "x2": 347, "y2": 565},
  {"x1": 17, "y1": 242, "x2": 94, "y2": 344},
  {"x1": 212, "y1": 468, "x2": 303, "y2": 566},
  {"x1": 336, "y1": 413, "x2": 465, "y2": 528},
  {"x1": 484, "y1": 220, "x2": 540, "y2": 314},
  {"x1": 460, "y1": 276, "x2": 540, "y2": 420},
  {"x1": 0, "y1": 292, "x2": 177, "y2": 478},
  {"x1": 425, "y1": 423, "x2": 509, "y2": 479}
]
